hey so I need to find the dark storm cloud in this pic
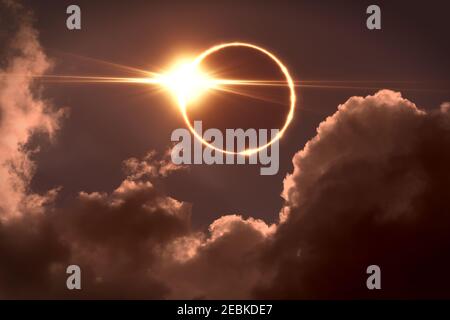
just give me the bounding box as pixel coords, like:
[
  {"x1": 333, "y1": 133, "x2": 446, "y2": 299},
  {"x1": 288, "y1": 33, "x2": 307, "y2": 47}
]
[
  {"x1": 0, "y1": 160, "x2": 193, "y2": 298},
  {"x1": 256, "y1": 90, "x2": 450, "y2": 299},
  {"x1": 159, "y1": 90, "x2": 450, "y2": 299},
  {"x1": 57, "y1": 179, "x2": 192, "y2": 299},
  {"x1": 0, "y1": 212, "x2": 68, "y2": 299}
]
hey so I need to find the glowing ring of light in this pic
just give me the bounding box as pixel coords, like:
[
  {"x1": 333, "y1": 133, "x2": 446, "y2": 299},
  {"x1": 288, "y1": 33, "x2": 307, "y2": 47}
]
[{"x1": 179, "y1": 42, "x2": 296, "y2": 156}]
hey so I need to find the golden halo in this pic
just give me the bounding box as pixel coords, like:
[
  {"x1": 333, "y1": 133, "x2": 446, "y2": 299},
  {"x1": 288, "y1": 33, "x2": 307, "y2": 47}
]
[{"x1": 179, "y1": 42, "x2": 296, "y2": 156}]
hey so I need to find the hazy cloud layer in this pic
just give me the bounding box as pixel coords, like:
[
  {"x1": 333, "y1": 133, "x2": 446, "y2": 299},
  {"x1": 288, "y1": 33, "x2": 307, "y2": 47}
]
[{"x1": 0, "y1": 1, "x2": 64, "y2": 220}]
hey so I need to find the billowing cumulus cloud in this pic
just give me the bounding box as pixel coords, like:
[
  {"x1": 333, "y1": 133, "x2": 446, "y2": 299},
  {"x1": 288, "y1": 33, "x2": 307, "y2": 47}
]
[
  {"x1": 157, "y1": 214, "x2": 275, "y2": 299},
  {"x1": 256, "y1": 90, "x2": 450, "y2": 299}
]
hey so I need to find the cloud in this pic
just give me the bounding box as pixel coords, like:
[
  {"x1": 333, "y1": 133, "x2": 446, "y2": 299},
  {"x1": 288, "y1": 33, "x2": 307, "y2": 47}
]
[
  {"x1": 156, "y1": 214, "x2": 275, "y2": 299},
  {"x1": 441, "y1": 102, "x2": 450, "y2": 113},
  {"x1": 0, "y1": 176, "x2": 192, "y2": 298},
  {"x1": 0, "y1": 162, "x2": 270, "y2": 298},
  {"x1": 123, "y1": 149, "x2": 188, "y2": 181},
  {"x1": 256, "y1": 90, "x2": 450, "y2": 299},
  {"x1": 0, "y1": 1, "x2": 64, "y2": 220},
  {"x1": 55, "y1": 179, "x2": 192, "y2": 299}
]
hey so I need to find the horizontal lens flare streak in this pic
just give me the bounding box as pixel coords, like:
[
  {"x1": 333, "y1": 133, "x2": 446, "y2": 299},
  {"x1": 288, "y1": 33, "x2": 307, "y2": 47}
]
[
  {"x1": 3, "y1": 42, "x2": 448, "y2": 155},
  {"x1": 4, "y1": 74, "x2": 442, "y2": 92},
  {"x1": 3, "y1": 73, "x2": 295, "y2": 86}
]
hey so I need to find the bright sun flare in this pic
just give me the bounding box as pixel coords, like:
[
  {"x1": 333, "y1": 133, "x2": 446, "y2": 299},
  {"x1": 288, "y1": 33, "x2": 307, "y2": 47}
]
[
  {"x1": 36, "y1": 42, "x2": 296, "y2": 155},
  {"x1": 158, "y1": 61, "x2": 214, "y2": 105}
]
